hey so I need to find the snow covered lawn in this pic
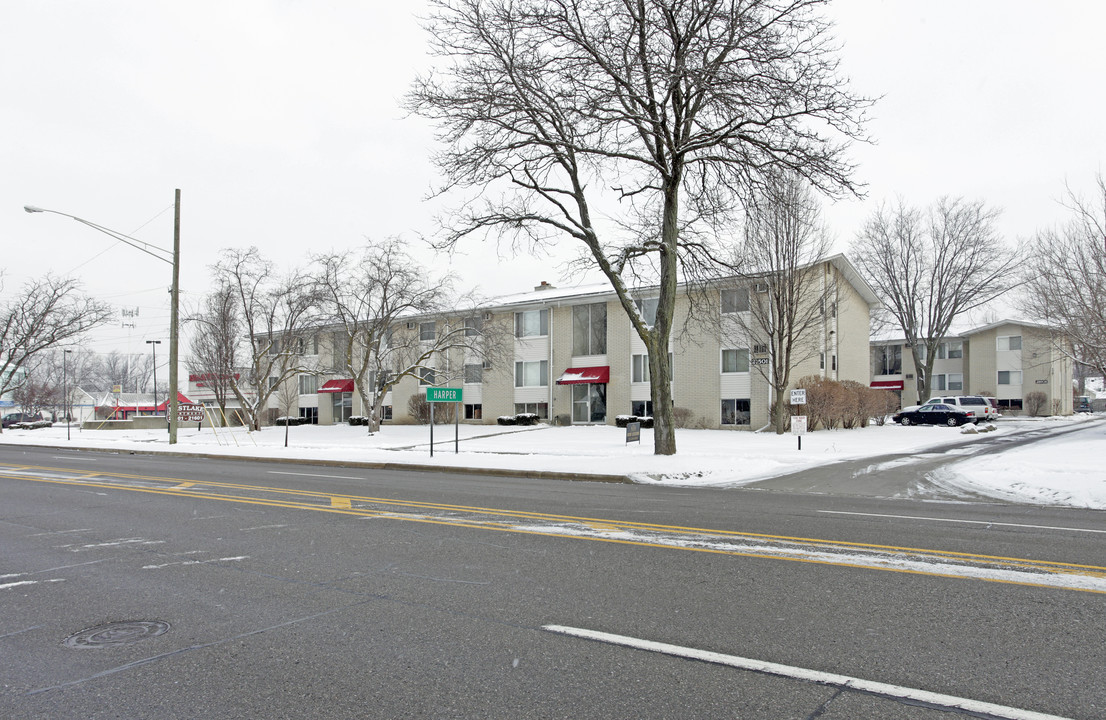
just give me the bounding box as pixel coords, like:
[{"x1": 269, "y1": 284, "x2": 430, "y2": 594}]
[{"x1": 0, "y1": 414, "x2": 1101, "y2": 508}]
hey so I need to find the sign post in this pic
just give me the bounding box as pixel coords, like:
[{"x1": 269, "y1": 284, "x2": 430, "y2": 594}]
[
  {"x1": 789, "y1": 389, "x2": 807, "y2": 450},
  {"x1": 626, "y1": 421, "x2": 641, "y2": 445},
  {"x1": 426, "y1": 388, "x2": 463, "y2": 456}
]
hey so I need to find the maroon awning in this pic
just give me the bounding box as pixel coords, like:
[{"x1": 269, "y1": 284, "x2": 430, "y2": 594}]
[
  {"x1": 318, "y1": 379, "x2": 355, "y2": 393},
  {"x1": 556, "y1": 366, "x2": 610, "y2": 384},
  {"x1": 870, "y1": 380, "x2": 904, "y2": 390}
]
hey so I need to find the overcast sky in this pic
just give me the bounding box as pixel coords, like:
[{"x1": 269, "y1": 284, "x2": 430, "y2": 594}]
[{"x1": 3, "y1": 1, "x2": 1104, "y2": 360}]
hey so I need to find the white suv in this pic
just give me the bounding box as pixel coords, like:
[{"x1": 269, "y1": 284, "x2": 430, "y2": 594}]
[{"x1": 914, "y1": 396, "x2": 997, "y2": 423}]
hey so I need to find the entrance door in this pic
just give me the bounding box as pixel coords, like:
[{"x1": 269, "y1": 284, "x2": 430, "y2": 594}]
[
  {"x1": 572, "y1": 384, "x2": 606, "y2": 424},
  {"x1": 332, "y1": 392, "x2": 352, "y2": 423}
]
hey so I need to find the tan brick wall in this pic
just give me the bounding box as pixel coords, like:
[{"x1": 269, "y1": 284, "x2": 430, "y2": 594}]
[{"x1": 834, "y1": 265, "x2": 872, "y2": 385}]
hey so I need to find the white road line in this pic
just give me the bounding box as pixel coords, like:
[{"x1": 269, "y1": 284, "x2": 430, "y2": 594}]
[
  {"x1": 543, "y1": 625, "x2": 1073, "y2": 720},
  {"x1": 818, "y1": 510, "x2": 1106, "y2": 535},
  {"x1": 268, "y1": 471, "x2": 364, "y2": 480}
]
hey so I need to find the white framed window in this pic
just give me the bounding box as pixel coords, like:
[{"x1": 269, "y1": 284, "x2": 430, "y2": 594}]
[
  {"x1": 948, "y1": 373, "x2": 963, "y2": 391},
  {"x1": 876, "y1": 345, "x2": 902, "y2": 375},
  {"x1": 464, "y1": 404, "x2": 482, "y2": 420},
  {"x1": 997, "y1": 335, "x2": 1022, "y2": 351},
  {"x1": 298, "y1": 374, "x2": 318, "y2": 395},
  {"x1": 514, "y1": 360, "x2": 548, "y2": 387},
  {"x1": 515, "y1": 309, "x2": 549, "y2": 338},
  {"x1": 634, "y1": 297, "x2": 659, "y2": 327},
  {"x1": 998, "y1": 370, "x2": 1022, "y2": 385},
  {"x1": 419, "y1": 322, "x2": 436, "y2": 342},
  {"x1": 935, "y1": 374, "x2": 946, "y2": 392},
  {"x1": 721, "y1": 399, "x2": 751, "y2": 425},
  {"x1": 572, "y1": 303, "x2": 607, "y2": 355},
  {"x1": 464, "y1": 316, "x2": 482, "y2": 337},
  {"x1": 721, "y1": 348, "x2": 749, "y2": 373},
  {"x1": 463, "y1": 363, "x2": 483, "y2": 384},
  {"x1": 418, "y1": 367, "x2": 435, "y2": 386},
  {"x1": 938, "y1": 340, "x2": 963, "y2": 359},
  {"x1": 514, "y1": 402, "x2": 548, "y2": 418},
  {"x1": 721, "y1": 288, "x2": 750, "y2": 314},
  {"x1": 632, "y1": 354, "x2": 649, "y2": 384}
]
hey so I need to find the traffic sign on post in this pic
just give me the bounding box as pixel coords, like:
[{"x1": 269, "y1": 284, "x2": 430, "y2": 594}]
[{"x1": 790, "y1": 388, "x2": 807, "y2": 405}]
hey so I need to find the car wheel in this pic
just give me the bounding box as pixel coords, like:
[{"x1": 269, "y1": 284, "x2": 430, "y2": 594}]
[
  {"x1": 946, "y1": 417, "x2": 959, "y2": 427},
  {"x1": 900, "y1": 417, "x2": 911, "y2": 426}
]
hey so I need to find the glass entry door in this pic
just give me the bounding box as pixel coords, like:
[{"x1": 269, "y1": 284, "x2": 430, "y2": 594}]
[
  {"x1": 572, "y1": 384, "x2": 606, "y2": 424},
  {"x1": 332, "y1": 392, "x2": 352, "y2": 423}
]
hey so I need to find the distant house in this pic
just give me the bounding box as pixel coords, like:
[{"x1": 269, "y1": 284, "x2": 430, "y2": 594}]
[
  {"x1": 870, "y1": 320, "x2": 1074, "y2": 414},
  {"x1": 94, "y1": 391, "x2": 196, "y2": 420}
]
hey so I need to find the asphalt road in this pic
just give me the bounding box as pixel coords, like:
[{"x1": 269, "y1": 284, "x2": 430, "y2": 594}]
[{"x1": 1, "y1": 442, "x2": 1103, "y2": 719}]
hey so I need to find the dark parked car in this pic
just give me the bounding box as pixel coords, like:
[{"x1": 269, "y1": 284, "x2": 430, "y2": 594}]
[
  {"x1": 893, "y1": 404, "x2": 972, "y2": 427},
  {"x1": 2, "y1": 412, "x2": 43, "y2": 428}
]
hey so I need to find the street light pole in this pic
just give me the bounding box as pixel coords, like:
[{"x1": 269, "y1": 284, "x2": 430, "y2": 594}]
[
  {"x1": 146, "y1": 340, "x2": 161, "y2": 426},
  {"x1": 25, "y1": 190, "x2": 182, "y2": 444}
]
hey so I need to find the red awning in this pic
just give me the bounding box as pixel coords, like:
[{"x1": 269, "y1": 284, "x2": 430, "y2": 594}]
[
  {"x1": 870, "y1": 380, "x2": 904, "y2": 390},
  {"x1": 318, "y1": 379, "x2": 355, "y2": 393},
  {"x1": 556, "y1": 366, "x2": 610, "y2": 385}
]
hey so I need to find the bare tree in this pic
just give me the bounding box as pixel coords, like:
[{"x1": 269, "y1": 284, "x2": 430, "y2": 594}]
[
  {"x1": 1018, "y1": 175, "x2": 1106, "y2": 378},
  {"x1": 314, "y1": 239, "x2": 510, "y2": 433},
  {"x1": 187, "y1": 285, "x2": 240, "y2": 425},
  {"x1": 726, "y1": 173, "x2": 834, "y2": 433},
  {"x1": 408, "y1": 0, "x2": 871, "y2": 454},
  {"x1": 0, "y1": 274, "x2": 113, "y2": 432},
  {"x1": 100, "y1": 350, "x2": 154, "y2": 394},
  {"x1": 850, "y1": 197, "x2": 1019, "y2": 402},
  {"x1": 212, "y1": 248, "x2": 321, "y2": 431}
]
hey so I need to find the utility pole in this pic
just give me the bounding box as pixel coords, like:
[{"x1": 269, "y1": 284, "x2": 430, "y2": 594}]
[{"x1": 169, "y1": 189, "x2": 181, "y2": 444}]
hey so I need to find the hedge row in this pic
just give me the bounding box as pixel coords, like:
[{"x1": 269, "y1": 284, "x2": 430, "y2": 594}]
[
  {"x1": 794, "y1": 375, "x2": 900, "y2": 430},
  {"x1": 614, "y1": 415, "x2": 654, "y2": 428},
  {"x1": 496, "y1": 413, "x2": 541, "y2": 426}
]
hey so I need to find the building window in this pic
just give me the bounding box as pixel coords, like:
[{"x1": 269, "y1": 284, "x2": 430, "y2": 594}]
[
  {"x1": 298, "y1": 374, "x2": 318, "y2": 395},
  {"x1": 634, "y1": 297, "x2": 659, "y2": 327},
  {"x1": 938, "y1": 341, "x2": 963, "y2": 359},
  {"x1": 722, "y1": 348, "x2": 749, "y2": 373},
  {"x1": 463, "y1": 364, "x2": 483, "y2": 384},
  {"x1": 948, "y1": 373, "x2": 963, "y2": 391},
  {"x1": 514, "y1": 402, "x2": 548, "y2": 418},
  {"x1": 721, "y1": 399, "x2": 751, "y2": 426},
  {"x1": 832, "y1": 354, "x2": 837, "y2": 371},
  {"x1": 876, "y1": 345, "x2": 902, "y2": 375},
  {"x1": 998, "y1": 370, "x2": 1022, "y2": 385},
  {"x1": 631, "y1": 400, "x2": 654, "y2": 417},
  {"x1": 998, "y1": 335, "x2": 1022, "y2": 351},
  {"x1": 381, "y1": 405, "x2": 393, "y2": 421},
  {"x1": 997, "y1": 398, "x2": 1023, "y2": 410},
  {"x1": 935, "y1": 374, "x2": 946, "y2": 392},
  {"x1": 268, "y1": 376, "x2": 279, "y2": 390},
  {"x1": 464, "y1": 403, "x2": 483, "y2": 420},
  {"x1": 515, "y1": 309, "x2": 549, "y2": 338},
  {"x1": 721, "y1": 288, "x2": 750, "y2": 314},
  {"x1": 632, "y1": 354, "x2": 649, "y2": 384},
  {"x1": 572, "y1": 303, "x2": 607, "y2": 356},
  {"x1": 464, "y1": 316, "x2": 482, "y2": 337},
  {"x1": 419, "y1": 322, "x2": 436, "y2": 342},
  {"x1": 418, "y1": 367, "x2": 435, "y2": 386},
  {"x1": 514, "y1": 360, "x2": 548, "y2": 387},
  {"x1": 820, "y1": 352, "x2": 825, "y2": 370}
]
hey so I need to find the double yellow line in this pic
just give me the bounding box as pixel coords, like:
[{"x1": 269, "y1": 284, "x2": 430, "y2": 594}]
[{"x1": 4, "y1": 462, "x2": 1105, "y2": 594}]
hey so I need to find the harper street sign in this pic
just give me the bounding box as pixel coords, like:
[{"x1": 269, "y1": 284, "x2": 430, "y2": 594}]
[{"x1": 426, "y1": 387, "x2": 463, "y2": 403}]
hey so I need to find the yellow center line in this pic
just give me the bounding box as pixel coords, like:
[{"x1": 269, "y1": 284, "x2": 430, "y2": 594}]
[{"x1": 3, "y1": 462, "x2": 1104, "y2": 594}]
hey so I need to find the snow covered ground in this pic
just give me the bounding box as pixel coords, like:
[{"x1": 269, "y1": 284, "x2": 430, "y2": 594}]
[{"x1": 0, "y1": 414, "x2": 1102, "y2": 508}]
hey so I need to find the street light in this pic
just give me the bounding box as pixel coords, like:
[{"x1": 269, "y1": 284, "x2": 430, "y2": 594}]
[
  {"x1": 25, "y1": 190, "x2": 183, "y2": 444},
  {"x1": 63, "y1": 349, "x2": 73, "y2": 441},
  {"x1": 146, "y1": 340, "x2": 161, "y2": 427}
]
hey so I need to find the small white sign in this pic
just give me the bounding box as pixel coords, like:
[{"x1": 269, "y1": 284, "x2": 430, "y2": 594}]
[
  {"x1": 790, "y1": 389, "x2": 807, "y2": 405},
  {"x1": 177, "y1": 403, "x2": 205, "y2": 422},
  {"x1": 791, "y1": 415, "x2": 807, "y2": 434}
]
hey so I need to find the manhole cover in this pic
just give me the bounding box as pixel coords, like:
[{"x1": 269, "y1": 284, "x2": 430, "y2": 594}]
[{"x1": 64, "y1": 621, "x2": 170, "y2": 648}]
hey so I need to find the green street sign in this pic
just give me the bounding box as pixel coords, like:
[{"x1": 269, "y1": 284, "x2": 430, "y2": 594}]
[{"x1": 426, "y1": 387, "x2": 463, "y2": 403}]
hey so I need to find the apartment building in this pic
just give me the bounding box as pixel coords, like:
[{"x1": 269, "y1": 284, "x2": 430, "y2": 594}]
[
  {"x1": 870, "y1": 320, "x2": 1073, "y2": 413},
  {"x1": 259, "y1": 254, "x2": 876, "y2": 430}
]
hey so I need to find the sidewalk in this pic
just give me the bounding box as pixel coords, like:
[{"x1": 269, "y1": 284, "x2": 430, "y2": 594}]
[{"x1": 2, "y1": 416, "x2": 1100, "y2": 505}]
